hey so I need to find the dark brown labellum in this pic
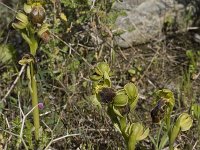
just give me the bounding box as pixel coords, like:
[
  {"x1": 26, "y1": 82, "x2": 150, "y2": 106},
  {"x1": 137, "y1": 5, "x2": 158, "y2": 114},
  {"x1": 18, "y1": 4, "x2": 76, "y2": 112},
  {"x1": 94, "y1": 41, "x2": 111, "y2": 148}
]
[
  {"x1": 30, "y1": 5, "x2": 46, "y2": 24},
  {"x1": 151, "y1": 99, "x2": 168, "y2": 123},
  {"x1": 99, "y1": 88, "x2": 116, "y2": 103}
]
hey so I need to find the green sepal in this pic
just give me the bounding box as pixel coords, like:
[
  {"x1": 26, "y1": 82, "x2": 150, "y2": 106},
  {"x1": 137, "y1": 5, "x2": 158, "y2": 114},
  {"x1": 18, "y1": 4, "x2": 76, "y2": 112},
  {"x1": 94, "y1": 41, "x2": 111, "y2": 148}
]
[
  {"x1": 12, "y1": 22, "x2": 27, "y2": 30},
  {"x1": 112, "y1": 106, "x2": 123, "y2": 118},
  {"x1": 124, "y1": 82, "x2": 139, "y2": 111},
  {"x1": 116, "y1": 89, "x2": 126, "y2": 95},
  {"x1": 103, "y1": 72, "x2": 111, "y2": 87},
  {"x1": 16, "y1": 12, "x2": 28, "y2": 24},
  {"x1": 37, "y1": 23, "x2": 49, "y2": 37},
  {"x1": 119, "y1": 117, "x2": 127, "y2": 132},
  {"x1": 24, "y1": 3, "x2": 32, "y2": 13},
  {"x1": 113, "y1": 94, "x2": 128, "y2": 107},
  {"x1": 12, "y1": 12, "x2": 29, "y2": 29},
  {"x1": 129, "y1": 123, "x2": 149, "y2": 141},
  {"x1": 90, "y1": 74, "x2": 102, "y2": 81},
  {"x1": 170, "y1": 113, "x2": 193, "y2": 146},
  {"x1": 95, "y1": 62, "x2": 110, "y2": 76},
  {"x1": 129, "y1": 94, "x2": 139, "y2": 111},
  {"x1": 18, "y1": 57, "x2": 34, "y2": 65},
  {"x1": 124, "y1": 82, "x2": 138, "y2": 100},
  {"x1": 177, "y1": 113, "x2": 193, "y2": 131}
]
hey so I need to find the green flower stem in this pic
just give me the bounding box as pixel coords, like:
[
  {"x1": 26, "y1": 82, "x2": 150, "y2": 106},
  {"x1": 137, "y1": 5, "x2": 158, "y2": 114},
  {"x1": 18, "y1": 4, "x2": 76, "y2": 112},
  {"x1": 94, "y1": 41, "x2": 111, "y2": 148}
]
[
  {"x1": 30, "y1": 62, "x2": 40, "y2": 140},
  {"x1": 166, "y1": 115, "x2": 173, "y2": 150},
  {"x1": 29, "y1": 29, "x2": 40, "y2": 140},
  {"x1": 128, "y1": 135, "x2": 136, "y2": 150}
]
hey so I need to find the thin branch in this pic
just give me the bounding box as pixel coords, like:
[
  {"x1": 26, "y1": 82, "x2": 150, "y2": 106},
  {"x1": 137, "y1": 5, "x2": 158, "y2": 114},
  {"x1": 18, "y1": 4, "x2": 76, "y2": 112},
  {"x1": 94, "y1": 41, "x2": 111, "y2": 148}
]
[
  {"x1": 0, "y1": 129, "x2": 28, "y2": 150},
  {"x1": 0, "y1": 2, "x2": 17, "y2": 13},
  {"x1": 19, "y1": 105, "x2": 39, "y2": 139},
  {"x1": 1, "y1": 65, "x2": 26, "y2": 102},
  {"x1": 44, "y1": 133, "x2": 80, "y2": 150}
]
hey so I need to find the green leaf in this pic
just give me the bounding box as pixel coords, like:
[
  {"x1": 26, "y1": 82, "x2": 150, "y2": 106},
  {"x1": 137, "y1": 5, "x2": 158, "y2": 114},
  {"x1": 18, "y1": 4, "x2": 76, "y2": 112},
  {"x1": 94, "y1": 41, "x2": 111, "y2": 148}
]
[
  {"x1": 29, "y1": 37, "x2": 38, "y2": 56},
  {"x1": 21, "y1": 32, "x2": 32, "y2": 46},
  {"x1": 191, "y1": 104, "x2": 200, "y2": 119},
  {"x1": 158, "y1": 132, "x2": 169, "y2": 150}
]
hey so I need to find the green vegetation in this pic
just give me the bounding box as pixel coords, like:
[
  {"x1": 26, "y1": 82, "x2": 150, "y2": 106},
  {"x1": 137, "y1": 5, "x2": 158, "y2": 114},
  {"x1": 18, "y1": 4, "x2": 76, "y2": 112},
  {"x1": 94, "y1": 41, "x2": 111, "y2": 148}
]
[{"x1": 0, "y1": 0, "x2": 199, "y2": 149}]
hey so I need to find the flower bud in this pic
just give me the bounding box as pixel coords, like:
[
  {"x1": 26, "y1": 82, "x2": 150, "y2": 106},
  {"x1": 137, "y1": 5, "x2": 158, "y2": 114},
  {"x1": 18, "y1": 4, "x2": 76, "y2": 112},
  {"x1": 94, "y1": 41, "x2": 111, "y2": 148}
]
[
  {"x1": 30, "y1": 5, "x2": 46, "y2": 24},
  {"x1": 37, "y1": 23, "x2": 50, "y2": 43},
  {"x1": 38, "y1": 103, "x2": 44, "y2": 109}
]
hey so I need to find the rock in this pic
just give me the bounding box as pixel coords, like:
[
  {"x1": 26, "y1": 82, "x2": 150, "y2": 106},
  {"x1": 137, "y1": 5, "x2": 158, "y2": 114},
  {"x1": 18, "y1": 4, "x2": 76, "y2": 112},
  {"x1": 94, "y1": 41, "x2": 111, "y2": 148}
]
[{"x1": 111, "y1": 0, "x2": 190, "y2": 48}]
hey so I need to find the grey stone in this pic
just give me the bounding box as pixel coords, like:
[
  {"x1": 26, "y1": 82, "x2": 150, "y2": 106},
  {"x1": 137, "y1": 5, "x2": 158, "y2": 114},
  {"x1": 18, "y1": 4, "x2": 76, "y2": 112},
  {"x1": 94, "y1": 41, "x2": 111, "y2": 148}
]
[{"x1": 112, "y1": 0, "x2": 189, "y2": 48}]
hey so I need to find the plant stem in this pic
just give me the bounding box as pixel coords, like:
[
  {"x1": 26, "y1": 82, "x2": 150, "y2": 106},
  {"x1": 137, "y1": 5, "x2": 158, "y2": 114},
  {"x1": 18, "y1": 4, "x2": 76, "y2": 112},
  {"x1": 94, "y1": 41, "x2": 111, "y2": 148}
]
[
  {"x1": 30, "y1": 62, "x2": 40, "y2": 140},
  {"x1": 166, "y1": 115, "x2": 173, "y2": 150}
]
